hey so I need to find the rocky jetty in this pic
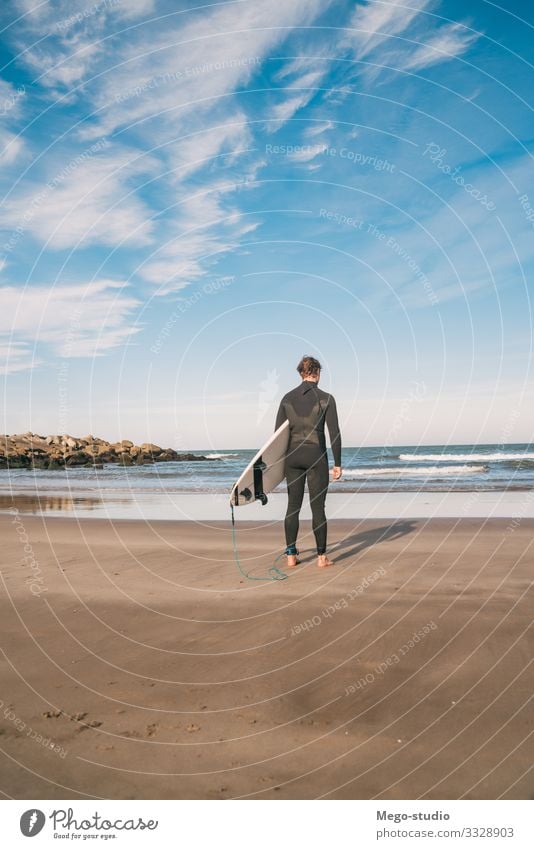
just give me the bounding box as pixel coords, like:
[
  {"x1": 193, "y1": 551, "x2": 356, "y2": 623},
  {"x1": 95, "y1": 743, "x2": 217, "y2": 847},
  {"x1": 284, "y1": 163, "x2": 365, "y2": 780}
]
[{"x1": 0, "y1": 433, "x2": 213, "y2": 469}]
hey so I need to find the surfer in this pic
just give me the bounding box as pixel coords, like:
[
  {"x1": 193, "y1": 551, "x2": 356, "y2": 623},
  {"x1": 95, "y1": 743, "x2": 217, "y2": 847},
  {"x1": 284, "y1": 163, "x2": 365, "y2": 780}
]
[{"x1": 275, "y1": 355, "x2": 342, "y2": 568}]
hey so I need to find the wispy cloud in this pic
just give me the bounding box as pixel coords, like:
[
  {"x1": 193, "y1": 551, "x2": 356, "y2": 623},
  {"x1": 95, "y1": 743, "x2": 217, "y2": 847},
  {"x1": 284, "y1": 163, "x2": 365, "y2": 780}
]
[
  {"x1": 344, "y1": 0, "x2": 479, "y2": 77},
  {"x1": 0, "y1": 278, "x2": 141, "y2": 373},
  {"x1": 287, "y1": 143, "x2": 328, "y2": 162},
  {"x1": 4, "y1": 0, "x2": 335, "y2": 303},
  {"x1": 360, "y1": 151, "x2": 534, "y2": 309},
  {"x1": 0, "y1": 341, "x2": 40, "y2": 375},
  {"x1": 266, "y1": 69, "x2": 326, "y2": 132},
  {"x1": 303, "y1": 119, "x2": 334, "y2": 137},
  {"x1": 0, "y1": 128, "x2": 25, "y2": 165},
  {"x1": 401, "y1": 23, "x2": 480, "y2": 71},
  {"x1": 170, "y1": 116, "x2": 252, "y2": 180},
  {"x1": 64, "y1": 0, "x2": 334, "y2": 140},
  {"x1": 139, "y1": 185, "x2": 258, "y2": 294},
  {"x1": 13, "y1": 0, "x2": 156, "y2": 88},
  {"x1": 348, "y1": 0, "x2": 431, "y2": 59},
  {"x1": 0, "y1": 144, "x2": 157, "y2": 249}
]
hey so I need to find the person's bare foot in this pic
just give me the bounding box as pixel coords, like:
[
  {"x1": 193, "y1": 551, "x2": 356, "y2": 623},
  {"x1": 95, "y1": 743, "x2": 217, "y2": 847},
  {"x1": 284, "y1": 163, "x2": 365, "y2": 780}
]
[
  {"x1": 317, "y1": 554, "x2": 334, "y2": 568},
  {"x1": 286, "y1": 554, "x2": 300, "y2": 568}
]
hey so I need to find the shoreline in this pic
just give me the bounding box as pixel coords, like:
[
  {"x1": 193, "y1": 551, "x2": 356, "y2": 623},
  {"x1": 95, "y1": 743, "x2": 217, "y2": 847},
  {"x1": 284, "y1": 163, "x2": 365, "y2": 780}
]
[{"x1": 1, "y1": 489, "x2": 534, "y2": 521}]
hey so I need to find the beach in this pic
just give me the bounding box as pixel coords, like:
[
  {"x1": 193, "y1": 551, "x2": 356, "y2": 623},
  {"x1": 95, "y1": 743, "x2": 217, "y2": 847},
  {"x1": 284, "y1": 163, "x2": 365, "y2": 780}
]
[{"x1": 0, "y1": 512, "x2": 532, "y2": 800}]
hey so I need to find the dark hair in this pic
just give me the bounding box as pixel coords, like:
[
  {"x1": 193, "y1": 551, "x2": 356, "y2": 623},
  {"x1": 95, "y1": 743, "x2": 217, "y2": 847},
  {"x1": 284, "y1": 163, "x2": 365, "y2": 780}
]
[{"x1": 297, "y1": 355, "x2": 321, "y2": 377}]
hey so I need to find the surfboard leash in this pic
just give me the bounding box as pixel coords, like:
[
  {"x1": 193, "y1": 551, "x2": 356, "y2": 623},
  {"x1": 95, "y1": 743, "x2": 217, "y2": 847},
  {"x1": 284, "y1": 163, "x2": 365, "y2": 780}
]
[{"x1": 230, "y1": 504, "x2": 288, "y2": 582}]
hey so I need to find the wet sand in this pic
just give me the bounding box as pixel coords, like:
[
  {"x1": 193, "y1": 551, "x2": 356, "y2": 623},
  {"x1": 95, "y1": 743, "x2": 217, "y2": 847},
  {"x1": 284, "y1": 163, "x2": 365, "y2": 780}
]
[{"x1": 0, "y1": 513, "x2": 532, "y2": 799}]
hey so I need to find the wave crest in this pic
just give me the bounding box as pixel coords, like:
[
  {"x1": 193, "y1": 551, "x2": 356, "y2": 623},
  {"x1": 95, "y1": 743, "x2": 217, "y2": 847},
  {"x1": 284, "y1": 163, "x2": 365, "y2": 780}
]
[
  {"x1": 342, "y1": 464, "x2": 488, "y2": 478},
  {"x1": 398, "y1": 452, "x2": 534, "y2": 462}
]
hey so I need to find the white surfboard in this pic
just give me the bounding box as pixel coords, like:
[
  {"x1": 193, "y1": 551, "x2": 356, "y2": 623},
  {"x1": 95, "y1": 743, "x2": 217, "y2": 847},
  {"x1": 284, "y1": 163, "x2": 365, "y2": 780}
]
[{"x1": 230, "y1": 420, "x2": 290, "y2": 507}]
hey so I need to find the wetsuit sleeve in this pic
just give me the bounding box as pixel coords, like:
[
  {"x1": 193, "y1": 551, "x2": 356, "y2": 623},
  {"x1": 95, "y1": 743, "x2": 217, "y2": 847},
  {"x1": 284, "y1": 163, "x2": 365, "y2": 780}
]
[
  {"x1": 275, "y1": 399, "x2": 287, "y2": 431},
  {"x1": 326, "y1": 396, "x2": 342, "y2": 466}
]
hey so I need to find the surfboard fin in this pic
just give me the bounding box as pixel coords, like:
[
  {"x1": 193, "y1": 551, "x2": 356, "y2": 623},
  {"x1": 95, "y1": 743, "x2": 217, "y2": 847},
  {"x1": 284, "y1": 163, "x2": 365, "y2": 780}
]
[{"x1": 253, "y1": 457, "x2": 268, "y2": 505}]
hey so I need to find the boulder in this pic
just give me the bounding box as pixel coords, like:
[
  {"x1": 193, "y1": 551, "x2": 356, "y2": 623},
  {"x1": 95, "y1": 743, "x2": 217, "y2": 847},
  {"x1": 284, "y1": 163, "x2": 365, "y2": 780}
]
[
  {"x1": 97, "y1": 452, "x2": 117, "y2": 463},
  {"x1": 140, "y1": 443, "x2": 162, "y2": 454},
  {"x1": 65, "y1": 451, "x2": 91, "y2": 466},
  {"x1": 97, "y1": 445, "x2": 114, "y2": 456},
  {"x1": 6, "y1": 456, "x2": 30, "y2": 468},
  {"x1": 158, "y1": 450, "x2": 179, "y2": 461}
]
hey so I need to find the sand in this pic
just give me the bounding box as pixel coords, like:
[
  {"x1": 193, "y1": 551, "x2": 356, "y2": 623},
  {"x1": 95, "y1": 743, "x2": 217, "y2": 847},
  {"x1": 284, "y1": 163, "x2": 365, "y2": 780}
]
[{"x1": 0, "y1": 512, "x2": 532, "y2": 800}]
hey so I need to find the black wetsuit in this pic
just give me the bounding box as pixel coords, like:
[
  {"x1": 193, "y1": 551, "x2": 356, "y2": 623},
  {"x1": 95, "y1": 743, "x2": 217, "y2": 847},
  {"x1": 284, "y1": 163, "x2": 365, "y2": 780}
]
[{"x1": 275, "y1": 381, "x2": 342, "y2": 555}]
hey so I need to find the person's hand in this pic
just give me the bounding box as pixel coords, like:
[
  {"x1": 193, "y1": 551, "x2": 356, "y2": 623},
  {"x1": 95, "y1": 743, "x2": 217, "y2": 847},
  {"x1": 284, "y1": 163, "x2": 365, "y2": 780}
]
[{"x1": 332, "y1": 466, "x2": 342, "y2": 481}]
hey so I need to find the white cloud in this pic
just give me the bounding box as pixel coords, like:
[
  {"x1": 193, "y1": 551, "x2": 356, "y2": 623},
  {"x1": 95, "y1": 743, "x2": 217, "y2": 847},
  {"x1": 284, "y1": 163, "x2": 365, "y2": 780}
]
[
  {"x1": 70, "y1": 0, "x2": 333, "y2": 140},
  {"x1": 171, "y1": 116, "x2": 252, "y2": 180},
  {"x1": 0, "y1": 341, "x2": 41, "y2": 375},
  {"x1": 0, "y1": 77, "x2": 26, "y2": 119},
  {"x1": 0, "y1": 129, "x2": 25, "y2": 165},
  {"x1": 6, "y1": 0, "x2": 335, "y2": 294},
  {"x1": 5, "y1": 0, "x2": 334, "y2": 302},
  {"x1": 304, "y1": 120, "x2": 334, "y2": 137},
  {"x1": 347, "y1": 0, "x2": 431, "y2": 59},
  {"x1": 0, "y1": 79, "x2": 17, "y2": 100},
  {"x1": 40, "y1": 40, "x2": 103, "y2": 88},
  {"x1": 401, "y1": 23, "x2": 479, "y2": 71},
  {"x1": 0, "y1": 144, "x2": 157, "y2": 249},
  {"x1": 13, "y1": 0, "x2": 156, "y2": 89},
  {"x1": 288, "y1": 143, "x2": 328, "y2": 162},
  {"x1": 110, "y1": 0, "x2": 155, "y2": 21},
  {"x1": 360, "y1": 152, "x2": 534, "y2": 310},
  {"x1": 344, "y1": 0, "x2": 479, "y2": 79},
  {"x1": 0, "y1": 278, "x2": 141, "y2": 373},
  {"x1": 139, "y1": 186, "x2": 259, "y2": 294},
  {"x1": 268, "y1": 94, "x2": 310, "y2": 132},
  {"x1": 16, "y1": 0, "x2": 154, "y2": 27},
  {"x1": 267, "y1": 70, "x2": 325, "y2": 132}
]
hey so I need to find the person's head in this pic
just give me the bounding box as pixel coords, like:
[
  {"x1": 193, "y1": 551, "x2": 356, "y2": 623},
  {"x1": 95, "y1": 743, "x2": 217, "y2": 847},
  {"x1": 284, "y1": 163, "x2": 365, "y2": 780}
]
[{"x1": 297, "y1": 355, "x2": 321, "y2": 382}]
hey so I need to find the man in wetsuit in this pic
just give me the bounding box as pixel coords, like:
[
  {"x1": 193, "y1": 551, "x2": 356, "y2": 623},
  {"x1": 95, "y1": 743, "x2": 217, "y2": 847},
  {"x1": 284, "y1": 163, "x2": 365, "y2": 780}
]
[{"x1": 275, "y1": 355, "x2": 342, "y2": 569}]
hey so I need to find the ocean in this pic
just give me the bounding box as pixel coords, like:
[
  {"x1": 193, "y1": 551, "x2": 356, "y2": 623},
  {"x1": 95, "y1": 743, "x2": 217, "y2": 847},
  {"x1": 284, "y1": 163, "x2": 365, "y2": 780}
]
[{"x1": 1, "y1": 443, "x2": 533, "y2": 496}]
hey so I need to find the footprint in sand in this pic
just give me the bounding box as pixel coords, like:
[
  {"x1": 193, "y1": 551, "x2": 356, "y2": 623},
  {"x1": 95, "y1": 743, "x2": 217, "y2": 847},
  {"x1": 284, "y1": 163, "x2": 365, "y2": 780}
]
[
  {"x1": 70, "y1": 712, "x2": 88, "y2": 722},
  {"x1": 77, "y1": 720, "x2": 102, "y2": 732}
]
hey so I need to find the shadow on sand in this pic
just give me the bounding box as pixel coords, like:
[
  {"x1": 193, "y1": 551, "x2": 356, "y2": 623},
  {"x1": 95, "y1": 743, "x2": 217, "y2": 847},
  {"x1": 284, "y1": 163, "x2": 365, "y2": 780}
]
[{"x1": 330, "y1": 520, "x2": 418, "y2": 563}]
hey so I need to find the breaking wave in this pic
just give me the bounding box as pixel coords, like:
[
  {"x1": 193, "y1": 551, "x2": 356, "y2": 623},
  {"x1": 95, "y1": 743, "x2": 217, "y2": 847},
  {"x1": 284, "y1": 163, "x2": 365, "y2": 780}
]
[
  {"x1": 398, "y1": 452, "x2": 534, "y2": 462},
  {"x1": 342, "y1": 464, "x2": 488, "y2": 478}
]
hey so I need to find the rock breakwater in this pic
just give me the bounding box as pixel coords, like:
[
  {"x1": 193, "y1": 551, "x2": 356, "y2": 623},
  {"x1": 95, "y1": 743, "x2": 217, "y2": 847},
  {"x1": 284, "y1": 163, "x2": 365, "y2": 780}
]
[{"x1": 0, "y1": 433, "x2": 213, "y2": 469}]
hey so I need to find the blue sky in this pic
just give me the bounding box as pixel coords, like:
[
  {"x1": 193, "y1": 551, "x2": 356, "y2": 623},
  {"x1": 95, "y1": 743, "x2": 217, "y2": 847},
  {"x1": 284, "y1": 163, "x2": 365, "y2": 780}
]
[{"x1": 0, "y1": 0, "x2": 532, "y2": 448}]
